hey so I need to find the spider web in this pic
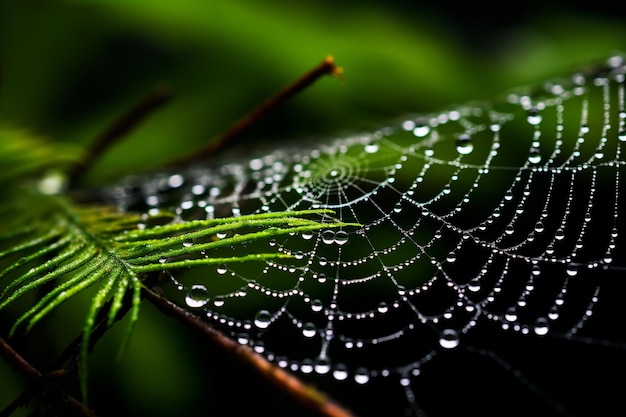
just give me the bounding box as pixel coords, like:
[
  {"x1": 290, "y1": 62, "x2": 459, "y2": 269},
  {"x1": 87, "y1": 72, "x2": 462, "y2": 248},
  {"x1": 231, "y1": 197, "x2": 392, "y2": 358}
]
[{"x1": 106, "y1": 55, "x2": 626, "y2": 417}]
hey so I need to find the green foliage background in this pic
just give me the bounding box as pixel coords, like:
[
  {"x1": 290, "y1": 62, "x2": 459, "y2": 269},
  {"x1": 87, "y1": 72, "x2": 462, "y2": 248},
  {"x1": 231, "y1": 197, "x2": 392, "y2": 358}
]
[{"x1": 1, "y1": 1, "x2": 626, "y2": 415}]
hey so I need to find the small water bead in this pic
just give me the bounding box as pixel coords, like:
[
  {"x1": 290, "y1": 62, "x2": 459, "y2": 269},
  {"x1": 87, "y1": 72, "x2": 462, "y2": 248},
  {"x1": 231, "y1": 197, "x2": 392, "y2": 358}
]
[
  {"x1": 555, "y1": 229, "x2": 565, "y2": 240},
  {"x1": 301, "y1": 231, "x2": 313, "y2": 240},
  {"x1": 311, "y1": 299, "x2": 324, "y2": 312},
  {"x1": 300, "y1": 359, "x2": 314, "y2": 374},
  {"x1": 185, "y1": 284, "x2": 210, "y2": 308},
  {"x1": 236, "y1": 333, "x2": 250, "y2": 345},
  {"x1": 377, "y1": 302, "x2": 389, "y2": 314},
  {"x1": 618, "y1": 131, "x2": 626, "y2": 142},
  {"x1": 566, "y1": 264, "x2": 578, "y2": 276},
  {"x1": 413, "y1": 124, "x2": 430, "y2": 138},
  {"x1": 254, "y1": 310, "x2": 272, "y2": 329},
  {"x1": 354, "y1": 367, "x2": 370, "y2": 384},
  {"x1": 364, "y1": 144, "x2": 379, "y2": 153},
  {"x1": 528, "y1": 148, "x2": 542, "y2": 164},
  {"x1": 333, "y1": 364, "x2": 349, "y2": 381},
  {"x1": 314, "y1": 357, "x2": 332, "y2": 374},
  {"x1": 321, "y1": 230, "x2": 335, "y2": 245},
  {"x1": 548, "y1": 306, "x2": 559, "y2": 320},
  {"x1": 439, "y1": 329, "x2": 460, "y2": 349},
  {"x1": 505, "y1": 307, "x2": 518, "y2": 322},
  {"x1": 534, "y1": 221, "x2": 545, "y2": 233},
  {"x1": 213, "y1": 296, "x2": 225, "y2": 307},
  {"x1": 455, "y1": 134, "x2": 474, "y2": 155},
  {"x1": 216, "y1": 231, "x2": 228, "y2": 239},
  {"x1": 302, "y1": 322, "x2": 317, "y2": 338},
  {"x1": 334, "y1": 231, "x2": 349, "y2": 246},
  {"x1": 468, "y1": 278, "x2": 480, "y2": 292},
  {"x1": 182, "y1": 240, "x2": 193, "y2": 247},
  {"x1": 534, "y1": 317, "x2": 550, "y2": 336},
  {"x1": 216, "y1": 264, "x2": 228, "y2": 275},
  {"x1": 527, "y1": 108, "x2": 542, "y2": 125}
]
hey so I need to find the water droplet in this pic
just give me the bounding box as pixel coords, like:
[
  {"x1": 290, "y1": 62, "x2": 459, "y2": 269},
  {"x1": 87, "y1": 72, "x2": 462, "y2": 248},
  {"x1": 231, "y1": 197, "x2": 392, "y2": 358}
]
[
  {"x1": 534, "y1": 221, "x2": 545, "y2": 233},
  {"x1": 439, "y1": 329, "x2": 460, "y2": 349},
  {"x1": 504, "y1": 307, "x2": 517, "y2": 322},
  {"x1": 37, "y1": 170, "x2": 67, "y2": 195},
  {"x1": 534, "y1": 317, "x2": 549, "y2": 335},
  {"x1": 254, "y1": 310, "x2": 272, "y2": 329},
  {"x1": 365, "y1": 144, "x2": 379, "y2": 153},
  {"x1": 321, "y1": 230, "x2": 335, "y2": 245},
  {"x1": 618, "y1": 131, "x2": 626, "y2": 142},
  {"x1": 413, "y1": 124, "x2": 430, "y2": 138},
  {"x1": 527, "y1": 108, "x2": 542, "y2": 125},
  {"x1": 183, "y1": 240, "x2": 193, "y2": 247},
  {"x1": 217, "y1": 264, "x2": 228, "y2": 275},
  {"x1": 354, "y1": 367, "x2": 370, "y2": 384},
  {"x1": 456, "y1": 134, "x2": 474, "y2": 155},
  {"x1": 185, "y1": 284, "x2": 210, "y2": 308},
  {"x1": 528, "y1": 148, "x2": 541, "y2": 164},
  {"x1": 333, "y1": 363, "x2": 349, "y2": 381},
  {"x1": 301, "y1": 231, "x2": 313, "y2": 240},
  {"x1": 468, "y1": 278, "x2": 480, "y2": 292},
  {"x1": 566, "y1": 264, "x2": 578, "y2": 277},
  {"x1": 302, "y1": 322, "x2": 317, "y2": 338},
  {"x1": 377, "y1": 302, "x2": 389, "y2": 314},
  {"x1": 236, "y1": 333, "x2": 249, "y2": 345},
  {"x1": 555, "y1": 229, "x2": 565, "y2": 240},
  {"x1": 314, "y1": 357, "x2": 332, "y2": 374},
  {"x1": 159, "y1": 257, "x2": 167, "y2": 264},
  {"x1": 548, "y1": 306, "x2": 559, "y2": 320},
  {"x1": 213, "y1": 296, "x2": 225, "y2": 307},
  {"x1": 216, "y1": 231, "x2": 228, "y2": 239},
  {"x1": 311, "y1": 299, "x2": 324, "y2": 312},
  {"x1": 300, "y1": 359, "x2": 313, "y2": 373},
  {"x1": 334, "y1": 231, "x2": 349, "y2": 246},
  {"x1": 446, "y1": 252, "x2": 456, "y2": 263},
  {"x1": 318, "y1": 257, "x2": 328, "y2": 266}
]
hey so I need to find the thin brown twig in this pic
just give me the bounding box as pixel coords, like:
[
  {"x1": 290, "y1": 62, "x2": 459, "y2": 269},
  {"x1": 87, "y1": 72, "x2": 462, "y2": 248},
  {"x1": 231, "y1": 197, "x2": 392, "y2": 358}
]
[
  {"x1": 166, "y1": 56, "x2": 343, "y2": 167},
  {"x1": 143, "y1": 286, "x2": 355, "y2": 417},
  {"x1": 0, "y1": 335, "x2": 97, "y2": 417},
  {"x1": 68, "y1": 83, "x2": 173, "y2": 186},
  {"x1": 0, "y1": 335, "x2": 42, "y2": 379}
]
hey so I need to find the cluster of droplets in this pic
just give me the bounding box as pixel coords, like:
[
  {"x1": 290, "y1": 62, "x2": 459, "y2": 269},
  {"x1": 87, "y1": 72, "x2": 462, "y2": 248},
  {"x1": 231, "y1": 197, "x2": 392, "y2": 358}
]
[{"x1": 106, "y1": 55, "x2": 626, "y2": 417}]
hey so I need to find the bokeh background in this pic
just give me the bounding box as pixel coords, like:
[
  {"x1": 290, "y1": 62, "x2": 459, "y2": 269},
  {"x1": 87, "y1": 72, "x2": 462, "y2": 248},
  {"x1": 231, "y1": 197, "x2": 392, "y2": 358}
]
[{"x1": 1, "y1": 1, "x2": 626, "y2": 416}]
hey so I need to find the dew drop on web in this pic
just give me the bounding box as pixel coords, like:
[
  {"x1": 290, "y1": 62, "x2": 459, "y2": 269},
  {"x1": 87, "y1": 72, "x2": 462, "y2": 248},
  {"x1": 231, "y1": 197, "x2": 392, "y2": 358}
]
[
  {"x1": 254, "y1": 310, "x2": 272, "y2": 329},
  {"x1": 438, "y1": 329, "x2": 460, "y2": 349},
  {"x1": 185, "y1": 284, "x2": 210, "y2": 308},
  {"x1": 455, "y1": 133, "x2": 474, "y2": 155}
]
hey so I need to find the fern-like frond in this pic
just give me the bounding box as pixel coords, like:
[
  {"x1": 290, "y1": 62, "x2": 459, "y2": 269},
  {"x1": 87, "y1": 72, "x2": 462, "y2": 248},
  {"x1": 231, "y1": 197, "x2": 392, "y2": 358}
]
[{"x1": 0, "y1": 186, "x2": 356, "y2": 400}]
